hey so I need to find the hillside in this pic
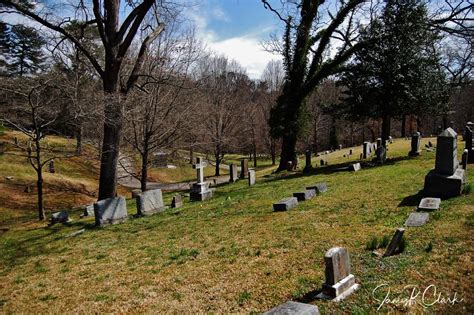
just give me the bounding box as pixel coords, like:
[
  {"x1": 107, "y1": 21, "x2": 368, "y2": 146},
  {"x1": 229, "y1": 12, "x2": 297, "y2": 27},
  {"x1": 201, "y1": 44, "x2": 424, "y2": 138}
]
[{"x1": 0, "y1": 130, "x2": 472, "y2": 313}]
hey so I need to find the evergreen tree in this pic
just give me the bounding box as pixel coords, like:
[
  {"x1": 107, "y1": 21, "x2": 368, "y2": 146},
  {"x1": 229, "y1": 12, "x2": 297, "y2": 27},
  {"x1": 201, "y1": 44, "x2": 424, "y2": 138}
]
[
  {"x1": 8, "y1": 24, "x2": 46, "y2": 76},
  {"x1": 0, "y1": 21, "x2": 11, "y2": 75},
  {"x1": 340, "y1": 0, "x2": 449, "y2": 146}
]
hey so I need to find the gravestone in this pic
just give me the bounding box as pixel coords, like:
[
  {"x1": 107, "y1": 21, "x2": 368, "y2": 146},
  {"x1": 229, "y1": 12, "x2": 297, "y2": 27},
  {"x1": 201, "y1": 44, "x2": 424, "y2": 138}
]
[
  {"x1": 248, "y1": 169, "x2": 256, "y2": 186},
  {"x1": 293, "y1": 189, "x2": 316, "y2": 201},
  {"x1": 418, "y1": 198, "x2": 441, "y2": 211},
  {"x1": 229, "y1": 164, "x2": 238, "y2": 183},
  {"x1": 389, "y1": 136, "x2": 393, "y2": 144},
  {"x1": 190, "y1": 157, "x2": 213, "y2": 201},
  {"x1": 50, "y1": 211, "x2": 69, "y2": 225},
  {"x1": 320, "y1": 159, "x2": 324, "y2": 166},
  {"x1": 48, "y1": 160, "x2": 55, "y2": 173},
  {"x1": 303, "y1": 150, "x2": 312, "y2": 173},
  {"x1": 83, "y1": 204, "x2": 94, "y2": 217},
  {"x1": 240, "y1": 159, "x2": 249, "y2": 179},
  {"x1": 383, "y1": 228, "x2": 405, "y2": 257},
  {"x1": 405, "y1": 212, "x2": 429, "y2": 227},
  {"x1": 349, "y1": 149, "x2": 352, "y2": 155},
  {"x1": 363, "y1": 142, "x2": 370, "y2": 159},
  {"x1": 94, "y1": 196, "x2": 128, "y2": 226},
  {"x1": 359, "y1": 153, "x2": 363, "y2": 160},
  {"x1": 408, "y1": 132, "x2": 421, "y2": 157},
  {"x1": 264, "y1": 301, "x2": 320, "y2": 315},
  {"x1": 375, "y1": 146, "x2": 387, "y2": 164},
  {"x1": 307, "y1": 182, "x2": 327, "y2": 194},
  {"x1": 273, "y1": 197, "x2": 298, "y2": 211},
  {"x1": 151, "y1": 151, "x2": 168, "y2": 167},
  {"x1": 171, "y1": 194, "x2": 183, "y2": 208},
  {"x1": 465, "y1": 123, "x2": 473, "y2": 163},
  {"x1": 424, "y1": 128, "x2": 466, "y2": 198},
  {"x1": 461, "y1": 149, "x2": 468, "y2": 170},
  {"x1": 351, "y1": 163, "x2": 361, "y2": 172},
  {"x1": 287, "y1": 161, "x2": 294, "y2": 171},
  {"x1": 131, "y1": 189, "x2": 142, "y2": 198},
  {"x1": 317, "y1": 247, "x2": 359, "y2": 301},
  {"x1": 338, "y1": 144, "x2": 343, "y2": 150},
  {"x1": 136, "y1": 189, "x2": 165, "y2": 216}
]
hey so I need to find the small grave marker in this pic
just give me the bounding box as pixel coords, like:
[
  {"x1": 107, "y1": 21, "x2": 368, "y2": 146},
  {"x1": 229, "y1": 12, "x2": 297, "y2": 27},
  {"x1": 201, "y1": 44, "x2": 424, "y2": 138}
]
[
  {"x1": 229, "y1": 163, "x2": 238, "y2": 183},
  {"x1": 383, "y1": 228, "x2": 405, "y2": 257},
  {"x1": 240, "y1": 159, "x2": 249, "y2": 179},
  {"x1": 171, "y1": 194, "x2": 183, "y2": 208},
  {"x1": 273, "y1": 197, "x2": 298, "y2": 211},
  {"x1": 293, "y1": 189, "x2": 316, "y2": 201},
  {"x1": 405, "y1": 212, "x2": 429, "y2": 227},
  {"x1": 248, "y1": 169, "x2": 256, "y2": 186},
  {"x1": 264, "y1": 301, "x2": 320, "y2": 315},
  {"x1": 306, "y1": 182, "x2": 327, "y2": 194},
  {"x1": 418, "y1": 198, "x2": 441, "y2": 211}
]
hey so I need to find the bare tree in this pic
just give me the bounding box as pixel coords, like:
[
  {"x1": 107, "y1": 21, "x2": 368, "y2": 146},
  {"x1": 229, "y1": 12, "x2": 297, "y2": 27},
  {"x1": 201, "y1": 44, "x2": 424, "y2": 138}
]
[
  {"x1": 2, "y1": 0, "x2": 170, "y2": 200},
  {"x1": 1, "y1": 76, "x2": 68, "y2": 220}
]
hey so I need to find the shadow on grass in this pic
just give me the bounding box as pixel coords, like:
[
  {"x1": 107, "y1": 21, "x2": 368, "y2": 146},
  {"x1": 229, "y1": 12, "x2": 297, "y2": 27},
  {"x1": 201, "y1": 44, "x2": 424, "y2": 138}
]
[
  {"x1": 295, "y1": 288, "x2": 323, "y2": 304},
  {"x1": 398, "y1": 190, "x2": 424, "y2": 207}
]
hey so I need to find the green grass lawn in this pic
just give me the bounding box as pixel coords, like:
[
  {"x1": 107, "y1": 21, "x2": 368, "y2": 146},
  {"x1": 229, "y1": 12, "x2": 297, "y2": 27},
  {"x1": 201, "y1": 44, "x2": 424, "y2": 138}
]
[{"x1": 0, "y1": 132, "x2": 472, "y2": 313}]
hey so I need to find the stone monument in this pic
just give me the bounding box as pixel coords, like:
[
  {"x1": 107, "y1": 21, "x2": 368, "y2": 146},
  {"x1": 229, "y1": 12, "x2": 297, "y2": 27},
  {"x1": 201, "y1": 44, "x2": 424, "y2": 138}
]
[
  {"x1": 229, "y1": 163, "x2": 238, "y2": 183},
  {"x1": 136, "y1": 189, "x2": 165, "y2": 216},
  {"x1": 303, "y1": 149, "x2": 312, "y2": 173},
  {"x1": 240, "y1": 159, "x2": 249, "y2": 179},
  {"x1": 94, "y1": 196, "x2": 128, "y2": 226},
  {"x1": 424, "y1": 128, "x2": 466, "y2": 198},
  {"x1": 248, "y1": 169, "x2": 256, "y2": 186},
  {"x1": 408, "y1": 132, "x2": 421, "y2": 157},
  {"x1": 190, "y1": 157, "x2": 213, "y2": 201}
]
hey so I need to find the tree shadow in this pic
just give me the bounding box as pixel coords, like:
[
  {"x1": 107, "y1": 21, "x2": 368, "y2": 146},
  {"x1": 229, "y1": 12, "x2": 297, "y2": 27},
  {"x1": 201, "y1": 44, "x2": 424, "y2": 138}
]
[{"x1": 398, "y1": 190, "x2": 424, "y2": 207}]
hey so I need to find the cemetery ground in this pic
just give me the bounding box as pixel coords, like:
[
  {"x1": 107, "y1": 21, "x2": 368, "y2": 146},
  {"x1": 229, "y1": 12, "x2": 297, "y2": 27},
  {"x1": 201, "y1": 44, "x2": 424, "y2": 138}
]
[{"x1": 0, "y1": 130, "x2": 473, "y2": 313}]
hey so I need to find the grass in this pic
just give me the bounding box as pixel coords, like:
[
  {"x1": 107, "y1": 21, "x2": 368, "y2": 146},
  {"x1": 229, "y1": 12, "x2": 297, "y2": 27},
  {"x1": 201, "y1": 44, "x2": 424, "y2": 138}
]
[{"x1": 0, "y1": 132, "x2": 472, "y2": 313}]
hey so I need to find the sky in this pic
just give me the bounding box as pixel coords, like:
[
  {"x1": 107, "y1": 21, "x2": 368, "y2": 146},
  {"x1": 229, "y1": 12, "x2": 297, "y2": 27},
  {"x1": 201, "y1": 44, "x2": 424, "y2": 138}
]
[{"x1": 185, "y1": 0, "x2": 283, "y2": 79}]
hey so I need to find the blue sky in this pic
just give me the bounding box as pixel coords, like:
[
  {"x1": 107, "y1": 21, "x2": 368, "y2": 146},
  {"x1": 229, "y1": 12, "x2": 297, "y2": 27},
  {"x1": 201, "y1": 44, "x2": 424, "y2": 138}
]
[{"x1": 186, "y1": 0, "x2": 283, "y2": 79}]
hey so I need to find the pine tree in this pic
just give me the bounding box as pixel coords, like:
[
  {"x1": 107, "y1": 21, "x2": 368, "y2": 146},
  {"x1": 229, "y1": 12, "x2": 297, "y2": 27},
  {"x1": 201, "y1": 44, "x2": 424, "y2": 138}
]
[
  {"x1": 0, "y1": 21, "x2": 11, "y2": 75},
  {"x1": 339, "y1": 0, "x2": 449, "y2": 146},
  {"x1": 8, "y1": 24, "x2": 46, "y2": 76}
]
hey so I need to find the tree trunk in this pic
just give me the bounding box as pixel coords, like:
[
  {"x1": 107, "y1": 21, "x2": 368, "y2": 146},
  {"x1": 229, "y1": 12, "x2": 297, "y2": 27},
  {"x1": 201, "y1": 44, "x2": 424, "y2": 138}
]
[
  {"x1": 277, "y1": 134, "x2": 297, "y2": 172},
  {"x1": 401, "y1": 114, "x2": 406, "y2": 138},
  {"x1": 36, "y1": 169, "x2": 45, "y2": 220},
  {"x1": 140, "y1": 150, "x2": 148, "y2": 192},
  {"x1": 253, "y1": 143, "x2": 257, "y2": 168},
  {"x1": 98, "y1": 84, "x2": 122, "y2": 200},
  {"x1": 189, "y1": 148, "x2": 194, "y2": 164},
  {"x1": 381, "y1": 114, "x2": 391, "y2": 147},
  {"x1": 215, "y1": 146, "x2": 220, "y2": 176},
  {"x1": 75, "y1": 123, "x2": 83, "y2": 155},
  {"x1": 270, "y1": 140, "x2": 276, "y2": 166},
  {"x1": 312, "y1": 122, "x2": 318, "y2": 155}
]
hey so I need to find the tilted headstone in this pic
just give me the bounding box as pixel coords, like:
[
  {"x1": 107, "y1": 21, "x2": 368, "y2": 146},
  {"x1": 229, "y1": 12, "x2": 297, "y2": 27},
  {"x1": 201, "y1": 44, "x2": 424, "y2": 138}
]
[
  {"x1": 50, "y1": 211, "x2": 69, "y2": 225},
  {"x1": 136, "y1": 189, "x2": 165, "y2": 216},
  {"x1": 240, "y1": 159, "x2": 249, "y2": 179},
  {"x1": 303, "y1": 150, "x2": 312, "y2": 173},
  {"x1": 408, "y1": 132, "x2": 421, "y2": 157},
  {"x1": 229, "y1": 163, "x2": 238, "y2": 183},
  {"x1": 273, "y1": 197, "x2": 298, "y2": 211},
  {"x1": 306, "y1": 182, "x2": 327, "y2": 194},
  {"x1": 190, "y1": 157, "x2": 213, "y2": 201},
  {"x1": 317, "y1": 247, "x2": 359, "y2": 301},
  {"x1": 418, "y1": 198, "x2": 441, "y2": 211},
  {"x1": 264, "y1": 301, "x2": 320, "y2": 315},
  {"x1": 465, "y1": 123, "x2": 473, "y2": 163},
  {"x1": 351, "y1": 163, "x2": 361, "y2": 172},
  {"x1": 383, "y1": 228, "x2": 405, "y2": 257},
  {"x1": 293, "y1": 189, "x2": 316, "y2": 201},
  {"x1": 248, "y1": 169, "x2": 256, "y2": 186},
  {"x1": 94, "y1": 196, "x2": 128, "y2": 226},
  {"x1": 171, "y1": 194, "x2": 183, "y2": 208},
  {"x1": 424, "y1": 128, "x2": 466, "y2": 198},
  {"x1": 405, "y1": 212, "x2": 429, "y2": 227},
  {"x1": 48, "y1": 160, "x2": 55, "y2": 173}
]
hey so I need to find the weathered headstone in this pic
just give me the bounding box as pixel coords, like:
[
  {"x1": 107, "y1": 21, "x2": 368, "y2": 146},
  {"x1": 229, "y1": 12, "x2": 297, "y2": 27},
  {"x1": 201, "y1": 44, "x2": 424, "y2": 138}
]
[
  {"x1": 418, "y1": 198, "x2": 441, "y2": 211},
  {"x1": 190, "y1": 157, "x2": 213, "y2": 201},
  {"x1": 83, "y1": 204, "x2": 94, "y2": 217},
  {"x1": 405, "y1": 212, "x2": 429, "y2": 227},
  {"x1": 248, "y1": 169, "x2": 256, "y2": 186},
  {"x1": 363, "y1": 142, "x2": 370, "y2": 159},
  {"x1": 48, "y1": 160, "x2": 55, "y2": 173},
  {"x1": 94, "y1": 196, "x2": 128, "y2": 226},
  {"x1": 351, "y1": 163, "x2": 361, "y2": 172},
  {"x1": 229, "y1": 163, "x2": 238, "y2": 183},
  {"x1": 293, "y1": 189, "x2": 316, "y2": 201},
  {"x1": 273, "y1": 197, "x2": 298, "y2": 211},
  {"x1": 465, "y1": 122, "x2": 473, "y2": 163},
  {"x1": 136, "y1": 189, "x2": 165, "y2": 216},
  {"x1": 375, "y1": 146, "x2": 387, "y2": 164},
  {"x1": 424, "y1": 128, "x2": 466, "y2": 198},
  {"x1": 306, "y1": 182, "x2": 327, "y2": 194},
  {"x1": 240, "y1": 159, "x2": 249, "y2": 179},
  {"x1": 408, "y1": 132, "x2": 421, "y2": 157},
  {"x1": 50, "y1": 211, "x2": 69, "y2": 225},
  {"x1": 171, "y1": 194, "x2": 183, "y2": 208},
  {"x1": 264, "y1": 301, "x2": 320, "y2": 315},
  {"x1": 383, "y1": 228, "x2": 405, "y2": 257},
  {"x1": 461, "y1": 149, "x2": 468, "y2": 170},
  {"x1": 317, "y1": 247, "x2": 359, "y2": 301},
  {"x1": 320, "y1": 159, "x2": 324, "y2": 166},
  {"x1": 303, "y1": 150, "x2": 312, "y2": 173}
]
